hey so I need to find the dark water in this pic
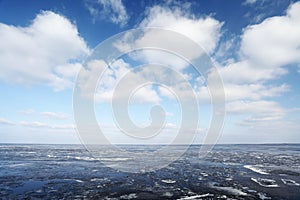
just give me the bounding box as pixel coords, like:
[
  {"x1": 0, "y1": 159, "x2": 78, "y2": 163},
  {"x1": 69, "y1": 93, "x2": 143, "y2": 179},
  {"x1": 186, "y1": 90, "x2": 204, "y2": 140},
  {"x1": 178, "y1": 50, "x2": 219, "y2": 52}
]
[{"x1": 0, "y1": 144, "x2": 299, "y2": 199}]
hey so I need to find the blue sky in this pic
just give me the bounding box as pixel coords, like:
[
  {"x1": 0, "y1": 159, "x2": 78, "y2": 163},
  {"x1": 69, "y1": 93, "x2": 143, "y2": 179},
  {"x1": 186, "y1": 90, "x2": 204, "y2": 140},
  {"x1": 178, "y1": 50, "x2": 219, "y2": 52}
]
[{"x1": 0, "y1": 0, "x2": 299, "y2": 144}]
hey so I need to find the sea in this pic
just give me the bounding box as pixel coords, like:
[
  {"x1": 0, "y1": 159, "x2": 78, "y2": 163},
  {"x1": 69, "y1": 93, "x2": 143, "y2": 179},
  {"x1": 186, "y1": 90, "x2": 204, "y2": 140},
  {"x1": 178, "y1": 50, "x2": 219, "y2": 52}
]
[{"x1": 0, "y1": 144, "x2": 299, "y2": 199}]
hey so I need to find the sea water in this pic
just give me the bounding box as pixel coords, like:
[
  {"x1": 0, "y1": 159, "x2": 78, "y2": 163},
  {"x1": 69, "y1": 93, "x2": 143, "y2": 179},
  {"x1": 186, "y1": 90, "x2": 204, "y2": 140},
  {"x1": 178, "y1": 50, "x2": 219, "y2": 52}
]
[{"x1": 0, "y1": 144, "x2": 299, "y2": 199}]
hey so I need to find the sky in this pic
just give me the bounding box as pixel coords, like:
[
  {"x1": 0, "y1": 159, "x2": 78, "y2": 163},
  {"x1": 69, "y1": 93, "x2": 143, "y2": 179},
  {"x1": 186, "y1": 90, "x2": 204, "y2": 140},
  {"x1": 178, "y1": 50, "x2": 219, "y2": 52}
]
[{"x1": 0, "y1": 0, "x2": 300, "y2": 144}]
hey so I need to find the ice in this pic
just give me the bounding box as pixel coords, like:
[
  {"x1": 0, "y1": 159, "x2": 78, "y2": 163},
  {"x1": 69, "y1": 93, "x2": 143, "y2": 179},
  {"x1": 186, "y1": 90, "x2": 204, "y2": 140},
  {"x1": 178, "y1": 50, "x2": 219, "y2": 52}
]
[
  {"x1": 119, "y1": 193, "x2": 137, "y2": 199},
  {"x1": 161, "y1": 179, "x2": 176, "y2": 184},
  {"x1": 0, "y1": 144, "x2": 300, "y2": 199},
  {"x1": 257, "y1": 192, "x2": 271, "y2": 200},
  {"x1": 281, "y1": 179, "x2": 300, "y2": 186},
  {"x1": 179, "y1": 193, "x2": 214, "y2": 199},
  {"x1": 251, "y1": 178, "x2": 279, "y2": 187},
  {"x1": 200, "y1": 172, "x2": 208, "y2": 176},
  {"x1": 163, "y1": 191, "x2": 173, "y2": 197},
  {"x1": 210, "y1": 183, "x2": 248, "y2": 196},
  {"x1": 244, "y1": 165, "x2": 269, "y2": 175}
]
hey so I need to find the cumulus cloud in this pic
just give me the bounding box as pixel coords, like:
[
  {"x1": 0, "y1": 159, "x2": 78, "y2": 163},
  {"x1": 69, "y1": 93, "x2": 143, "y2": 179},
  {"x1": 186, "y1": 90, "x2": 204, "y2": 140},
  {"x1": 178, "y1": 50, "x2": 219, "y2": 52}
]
[
  {"x1": 85, "y1": 0, "x2": 129, "y2": 26},
  {"x1": 217, "y1": 60, "x2": 288, "y2": 84},
  {"x1": 0, "y1": 11, "x2": 89, "y2": 91},
  {"x1": 139, "y1": 5, "x2": 223, "y2": 54},
  {"x1": 79, "y1": 59, "x2": 162, "y2": 104},
  {"x1": 209, "y1": 2, "x2": 300, "y2": 128},
  {"x1": 78, "y1": 57, "x2": 200, "y2": 104},
  {"x1": 98, "y1": 5, "x2": 223, "y2": 104},
  {"x1": 113, "y1": 5, "x2": 223, "y2": 72},
  {"x1": 241, "y1": 2, "x2": 300, "y2": 68}
]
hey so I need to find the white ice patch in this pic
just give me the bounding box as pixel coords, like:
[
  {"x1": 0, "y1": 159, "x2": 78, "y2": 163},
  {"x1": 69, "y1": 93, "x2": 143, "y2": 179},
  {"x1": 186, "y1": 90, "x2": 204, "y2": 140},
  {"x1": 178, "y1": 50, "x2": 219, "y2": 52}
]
[
  {"x1": 258, "y1": 192, "x2": 271, "y2": 200},
  {"x1": 73, "y1": 156, "x2": 131, "y2": 161},
  {"x1": 281, "y1": 179, "x2": 300, "y2": 186},
  {"x1": 161, "y1": 179, "x2": 176, "y2": 184},
  {"x1": 179, "y1": 193, "x2": 213, "y2": 199},
  {"x1": 200, "y1": 172, "x2": 208, "y2": 177},
  {"x1": 209, "y1": 183, "x2": 248, "y2": 196},
  {"x1": 163, "y1": 192, "x2": 173, "y2": 197},
  {"x1": 244, "y1": 165, "x2": 269, "y2": 175},
  {"x1": 251, "y1": 178, "x2": 279, "y2": 187},
  {"x1": 120, "y1": 193, "x2": 137, "y2": 199}
]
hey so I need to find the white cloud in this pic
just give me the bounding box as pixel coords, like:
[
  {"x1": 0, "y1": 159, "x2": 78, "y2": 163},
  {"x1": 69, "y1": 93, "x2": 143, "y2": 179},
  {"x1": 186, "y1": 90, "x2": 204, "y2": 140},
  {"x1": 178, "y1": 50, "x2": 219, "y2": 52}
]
[
  {"x1": 139, "y1": 6, "x2": 223, "y2": 54},
  {"x1": 195, "y1": 64, "x2": 289, "y2": 102},
  {"x1": 209, "y1": 2, "x2": 300, "y2": 131},
  {"x1": 113, "y1": 5, "x2": 223, "y2": 73},
  {"x1": 19, "y1": 109, "x2": 35, "y2": 115},
  {"x1": 79, "y1": 59, "x2": 161, "y2": 104},
  {"x1": 20, "y1": 121, "x2": 49, "y2": 128},
  {"x1": 0, "y1": 118, "x2": 15, "y2": 125},
  {"x1": 217, "y1": 60, "x2": 288, "y2": 84},
  {"x1": 129, "y1": 85, "x2": 161, "y2": 104},
  {"x1": 18, "y1": 110, "x2": 69, "y2": 120},
  {"x1": 223, "y1": 83, "x2": 289, "y2": 101},
  {"x1": 227, "y1": 100, "x2": 286, "y2": 116},
  {"x1": 41, "y1": 112, "x2": 68, "y2": 119},
  {"x1": 214, "y1": 2, "x2": 300, "y2": 96},
  {"x1": 85, "y1": 0, "x2": 129, "y2": 26},
  {"x1": 79, "y1": 58, "x2": 202, "y2": 104},
  {"x1": 244, "y1": 0, "x2": 258, "y2": 5},
  {"x1": 241, "y1": 2, "x2": 300, "y2": 68},
  {"x1": 103, "y1": 5, "x2": 223, "y2": 105},
  {"x1": 20, "y1": 121, "x2": 75, "y2": 129},
  {"x1": 0, "y1": 11, "x2": 89, "y2": 91},
  {"x1": 227, "y1": 100, "x2": 288, "y2": 128}
]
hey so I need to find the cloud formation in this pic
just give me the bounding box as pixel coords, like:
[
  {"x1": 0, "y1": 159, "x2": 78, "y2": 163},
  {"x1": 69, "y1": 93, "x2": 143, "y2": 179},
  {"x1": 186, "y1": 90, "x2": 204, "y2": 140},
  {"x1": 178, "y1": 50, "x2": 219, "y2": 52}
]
[
  {"x1": 19, "y1": 121, "x2": 75, "y2": 130},
  {"x1": 241, "y1": 2, "x2": 300, "y2": 68},
  {"x1": 206, "y1": 2, "x2": 300, "y2": 134},
  {"x1": 41, "y1": 112, "x2": 68, "y2": 119},
  {"x1": 85, "y1": 0, "x2": 129, "y2": 26},
  {"x1": 139, "y1": 5, "x2": 223, "y2": 54},
  {"x1": 0, "y1": 11, "x2": 89, "y2": 91},
  {"x1": 0, "y1": 118, "x2": 15, "y2": 126}
]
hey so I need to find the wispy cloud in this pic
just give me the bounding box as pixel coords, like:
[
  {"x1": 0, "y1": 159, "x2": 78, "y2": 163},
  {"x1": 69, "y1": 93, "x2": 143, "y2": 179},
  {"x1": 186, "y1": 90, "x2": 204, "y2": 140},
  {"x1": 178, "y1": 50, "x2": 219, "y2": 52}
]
[
  {"x1": 0, "y1": 118, "x2": 15, "y2": 126},
  {"x1": 243, "y1": 0, "x2": 258, "y2": 5},
  {"x1": 18, "y1": 110, "x2": 69, "y2": 120},
  {"x1": 41, "y1": 112, "x2": 68, "y2": 119},
  {"x1": 85, "y1": 0, "x2": 129, "y2": 27},
  {"x1": 19, "y1": 109, "x2": 35, "y2": 115},
  {"x1": 19, "y1": 121, "x2": 75, "y2": 130}
]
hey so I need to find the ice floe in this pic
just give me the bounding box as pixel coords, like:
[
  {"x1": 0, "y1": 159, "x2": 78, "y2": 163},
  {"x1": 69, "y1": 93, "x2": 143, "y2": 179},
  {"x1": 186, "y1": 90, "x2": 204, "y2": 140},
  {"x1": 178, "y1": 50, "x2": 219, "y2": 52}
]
[
  {"x1": 161, "y1": 179, "x2": 176, "y2": 184},
  {"x1": 244, "y1": 165, "x2": 269, "y2": 175},
  {"x1": 251, "y1": 178, "x2": 279, "y2": 187},
  {"x1": 281, "y1": 179, "x2": 299, "y2": 186},
  {"x1": 178, "y1": 193, "x2": 214, "y2": 199},
  {"x1": 257, "y1": 192, "x2": 271, "y2": 200},
  {"x1": 209, "y1": 183, "x2": 248, "y2": 196}
]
